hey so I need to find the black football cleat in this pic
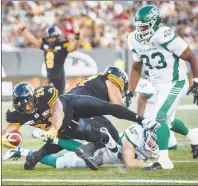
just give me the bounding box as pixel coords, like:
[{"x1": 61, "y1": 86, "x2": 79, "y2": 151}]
[
  {"x1": 24, "y1": 155, "x2": 36, "y2": 170},
  {"x1": 191, "y1": 144, "x2": 198, "y2": 159},
  {"x1": 144, "y1": 162, "x2": 163, "y2": 170},
  {"x1": 75, "y1": 147, "x2": 99, "y2": 171}
]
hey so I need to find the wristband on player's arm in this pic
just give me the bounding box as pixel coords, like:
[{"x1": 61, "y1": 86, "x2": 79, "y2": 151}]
[
  {"x1": 126, "y1": 91, "x2": 134, "y2": 97},
  {"x1": 135, "y1": 115, "x2": 144, "y2": 125}
]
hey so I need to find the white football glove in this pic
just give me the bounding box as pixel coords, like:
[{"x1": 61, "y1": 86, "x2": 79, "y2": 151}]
[
  {"x1": 141, "y1": 118, "x2": 160, "y2": 132},
  {"x1": 41, "y1": 127, "x2": 57, "y2": 143}
]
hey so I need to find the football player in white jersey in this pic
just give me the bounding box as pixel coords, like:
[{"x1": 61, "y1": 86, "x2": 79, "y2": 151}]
[
  {"x1": 3, "y1": 125, "x2": 159, "y2": 169},
  {"x1": 125, "y1": 5, "x2": 198, "y2": 170}
]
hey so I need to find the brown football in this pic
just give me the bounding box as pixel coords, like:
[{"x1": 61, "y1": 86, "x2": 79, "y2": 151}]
[{"x1": 7, "y1": 130, "x2": 22, "y2": 147}]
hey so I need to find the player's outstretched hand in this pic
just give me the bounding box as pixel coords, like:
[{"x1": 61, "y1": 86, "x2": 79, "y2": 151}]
[
  {"x1": 124, "y1": 91, "x2": 133, "y2": 108},
  {"x1": 41, "y1": 127, "x2": 57, "y2": 143},
  {"x1": 2, "y1": 133, "x2": 16, "y2": 149},
  {"x1": 141, "y1": 118, "x2": 160, "y2": 132},
  {"x1": 187, "y1": 81, "x2": 198, "y2": 105}
]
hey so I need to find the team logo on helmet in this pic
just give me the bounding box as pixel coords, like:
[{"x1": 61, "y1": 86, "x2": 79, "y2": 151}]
[{"x1": 145, "y1": 8, "x2": 159, "y2": 21}]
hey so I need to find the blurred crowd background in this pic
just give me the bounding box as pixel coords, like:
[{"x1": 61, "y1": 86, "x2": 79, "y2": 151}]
[{"x1": 2, "y1": 1, "x2": 198, "y2": 50}]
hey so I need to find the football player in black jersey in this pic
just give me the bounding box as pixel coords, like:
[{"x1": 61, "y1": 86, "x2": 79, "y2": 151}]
[
  {"x1": 2, "y1": 82, "x2": 158, "y2": 170},
  {"x1": 69, "y1": 66, "x2": 128, "y2": 140},
  {"x1": 68, "y1": 66, "x2": 128, "y2": 165},
  {"x1": 16, "y1": 19, "x2": 79, "y2": 95}
]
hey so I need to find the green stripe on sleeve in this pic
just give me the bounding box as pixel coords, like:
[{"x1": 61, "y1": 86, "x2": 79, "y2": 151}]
[
  {"x1": 160, "y1": 35, "x2": 178, "y2": 52},
  {"x1": 172, "y1": 54, "x2": 179, "y2": 81}
]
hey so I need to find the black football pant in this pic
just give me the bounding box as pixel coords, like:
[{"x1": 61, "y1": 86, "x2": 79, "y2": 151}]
[
  {"x1": 27, "y1": 95, "x2": 141, "y2": 166},
  {"x1": 58, "y1": 95, "x2": 140, "y2": 142},
  {"x1": 80, "y1": 116, "x2": 119, "y2": 142},
  {"x1": 48, "y1": 76, "x2": 65, "y2": 95}
]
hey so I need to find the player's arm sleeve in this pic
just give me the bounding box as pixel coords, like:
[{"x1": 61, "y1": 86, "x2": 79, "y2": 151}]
[
  {"x1": 160, "y1": 28, "x2": 188, "y2": 57},
  {"x1": 62, "y1": 41, "x2": 72, "y2": 52},
  {"x1": 127, "y1": 33, "x2": 141, "y2": 62},
  {"x1": 167, "y1": 36, "x2": 188, "y2": 57},
  {"x1": 124, "y1": 127, "x2": 139, "y2": 148},
  {"x1": 5, "y1": 109, "x2": 21, "y2": 125},
  {"x1": 107, "y1": 74, "x2": 125, "y2": 93},
  {"x1": 46, "y1": 86, "x2": 59, "y2": 107},
  {"x1": 3, "y1": 110, "x2": 21, "y2": 134}
]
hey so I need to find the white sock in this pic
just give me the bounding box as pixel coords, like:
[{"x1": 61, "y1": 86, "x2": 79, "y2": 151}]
[
  {"x1": 158, "y1": 150, "x2": 169, "y2": 160},
  {"x1": 158, "y1": 150, "x2": 173, "y2": 169},
  {"x1": 186, "y1": 128, "x2": 198, "y2": 144}
]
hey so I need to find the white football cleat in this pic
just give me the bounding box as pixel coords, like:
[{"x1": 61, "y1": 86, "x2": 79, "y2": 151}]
[
  {"x1": 144, "y1": 158, "x2": 174, "y2": 170},
  {"x1": 158, "y1": 157, "x2": 174, "y2": 169}
]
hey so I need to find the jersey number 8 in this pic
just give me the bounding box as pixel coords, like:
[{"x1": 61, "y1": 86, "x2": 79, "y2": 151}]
[{"x1": 46, "y1": 52, "x2": 55, "y2": 69}]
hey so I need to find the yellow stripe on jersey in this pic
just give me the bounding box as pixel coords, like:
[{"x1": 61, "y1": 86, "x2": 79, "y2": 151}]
[
  {"x1": 48, "y1": 89, "x2": 58, "y2": 106},
  {"x1": 63, "y1": 42, "x2": 71, "y2": 48},
  {"x1": 107, "y1": 74, "x2": 124, "y2": 92},
  {"x1": 7, "y1": 122, "x2": 20, "y2": 125}
]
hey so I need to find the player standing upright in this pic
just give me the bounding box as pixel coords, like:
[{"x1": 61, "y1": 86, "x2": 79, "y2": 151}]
[
  {"x1": 17, "y1": 19, "x2": 80, "y2": 95},
  {"x1": 125, "y1": 5, "x2": 198, "y2": 170}
]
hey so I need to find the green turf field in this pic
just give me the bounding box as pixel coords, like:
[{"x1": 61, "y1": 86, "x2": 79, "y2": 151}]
[{"x1": 2, "y1": 96, "x2": 198, "y2": 185}]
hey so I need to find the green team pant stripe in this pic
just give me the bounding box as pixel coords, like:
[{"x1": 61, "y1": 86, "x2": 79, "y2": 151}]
[
  {"x1": 156, "y1": 80, "x2": 185, "y2": 121},
  {"x1": 173, "y1": 54, "x2": 179, "y2": 81},
  {"x1": 124, "y1": 133, "x2": 137, "y2": 148}
]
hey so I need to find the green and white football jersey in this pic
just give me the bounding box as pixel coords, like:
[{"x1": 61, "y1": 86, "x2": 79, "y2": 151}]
[
  {"x1": 128, "y1": 26, "x2": 188, "y2": 86},
  {"x1": 119, "y1": 124, "x2": 159, "y2": 160}
]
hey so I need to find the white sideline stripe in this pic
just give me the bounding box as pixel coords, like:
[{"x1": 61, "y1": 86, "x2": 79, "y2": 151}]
[
  {"x1": 2, "y1": 179, "x2": 198, "y2": 184},
  {"x1": 178, "y1": 105, "x2": 198, "y2": 110},
  {"x1": 3, "y1": 160, "x2": 198, "y2": 164}
]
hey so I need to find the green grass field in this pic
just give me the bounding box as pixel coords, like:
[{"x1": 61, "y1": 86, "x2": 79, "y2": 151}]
[{"x1": 2, "y1": 96, "x2": 198, "y2": 185}]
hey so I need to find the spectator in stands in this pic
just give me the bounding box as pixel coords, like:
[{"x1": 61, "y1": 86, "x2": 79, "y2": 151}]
[{"x1": 2, "y1": 1, "x2": 198, "y2": 50}]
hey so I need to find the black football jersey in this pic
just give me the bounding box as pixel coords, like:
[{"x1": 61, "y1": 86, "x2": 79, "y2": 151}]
[
  {"x1": 69, "y1": 72, "x2": 125, "y2": 102},
  {"x1": 40, "y1": 39, "x2": 70, "y2": 79},
  {"x1": 6, "y1": 86, "x2": 58, "y2": 131}
]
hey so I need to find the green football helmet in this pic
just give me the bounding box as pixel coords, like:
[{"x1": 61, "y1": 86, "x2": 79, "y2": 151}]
[{"x1": 134, "y1": 5, "x2": 162, "y2": 41}]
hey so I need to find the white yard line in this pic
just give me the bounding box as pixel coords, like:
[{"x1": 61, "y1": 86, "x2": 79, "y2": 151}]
[
  {"x1": 178, "y1": 105, "x2": 198, "y2": 110},
  {"x1": 2, "y1": 179, "x2": 198, "y2": 184}
]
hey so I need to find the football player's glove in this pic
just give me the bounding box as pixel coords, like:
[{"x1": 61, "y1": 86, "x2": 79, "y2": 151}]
[
  {"x1": 141, "y1": 118, "x2": 160, "y2": 132},
  {"x1": 124, "y1": 91, "x2": 133, "y2": 108},
  {"x1": 2, "y1": 132, "x2": 17, "y2": 149},
  {"x1": 187, "y1": 79, "x2": 198, "y2": 105},
  {"x1": 3, "y1": 146, "x2": 22, "y2": 161},
  {"x1": 41, "y1": 126, "x2": 57, "y2": 143}
]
